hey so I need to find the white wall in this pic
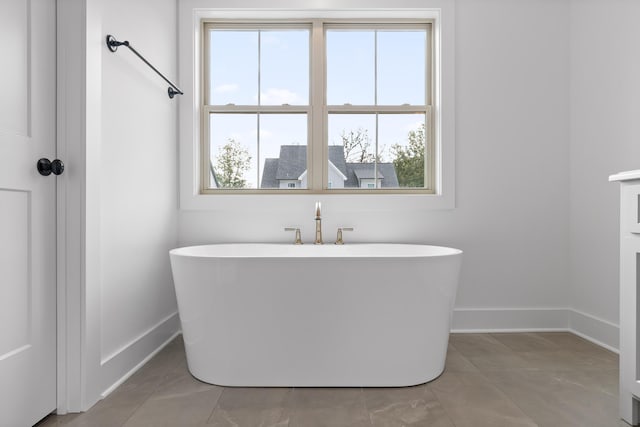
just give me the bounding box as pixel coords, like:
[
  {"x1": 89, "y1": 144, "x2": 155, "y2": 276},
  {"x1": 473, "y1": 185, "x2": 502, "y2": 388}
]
[
  {"x1": 98, "y1": 0, "x2": 179, "y2": 368},
  {"x1": 178, "y1": 0, "x2": 572, "y2": 330},
  {"x1": 568, "y1": 0, "x2": 640, "y2": 348},
  {"x1": 60, "y1": 0, "x2": 180, "y2": 410}
]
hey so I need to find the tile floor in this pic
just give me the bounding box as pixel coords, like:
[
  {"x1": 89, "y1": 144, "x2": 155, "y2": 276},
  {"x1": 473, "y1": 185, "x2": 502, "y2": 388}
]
[{"x1": 38, "y1": 332, "x2": 627, "y2": 427}]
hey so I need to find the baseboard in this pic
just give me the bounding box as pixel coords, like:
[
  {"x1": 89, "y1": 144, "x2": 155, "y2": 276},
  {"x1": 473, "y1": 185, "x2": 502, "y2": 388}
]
[
  {"x1": 451, "y1": 307, "x2": 619, "y2": 352},
  {"x1": 568, "y1": 309, "x2": 619, "y2": 353},
  {"x1": 99, "y1": 312, "x2": 181, "y2": 398},
  {"x1": 451, "y1": 307, "x2": 570, "y2": 332}
]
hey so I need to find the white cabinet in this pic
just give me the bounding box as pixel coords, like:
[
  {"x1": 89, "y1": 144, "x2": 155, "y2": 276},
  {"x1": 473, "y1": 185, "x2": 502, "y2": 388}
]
[{"x1": 610, "y1": 169, "x2": 640, "y2": 426}]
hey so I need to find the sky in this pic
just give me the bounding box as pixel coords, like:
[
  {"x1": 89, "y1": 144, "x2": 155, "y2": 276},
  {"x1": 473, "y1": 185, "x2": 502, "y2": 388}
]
[{"x1": 208, "y1": 28, "x2": 427, "y2": 188}]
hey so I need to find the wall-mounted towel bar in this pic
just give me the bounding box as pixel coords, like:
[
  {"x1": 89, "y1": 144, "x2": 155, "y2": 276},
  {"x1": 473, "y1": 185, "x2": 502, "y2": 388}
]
[{"x1": 106, "y1": 34, "x2": 183, "y2": 99}]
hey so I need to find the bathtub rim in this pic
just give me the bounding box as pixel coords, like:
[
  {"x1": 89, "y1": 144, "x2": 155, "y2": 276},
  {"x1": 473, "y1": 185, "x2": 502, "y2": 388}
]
[{"x1": 169, "y1": 242, "x2": 463, "y2": 260}]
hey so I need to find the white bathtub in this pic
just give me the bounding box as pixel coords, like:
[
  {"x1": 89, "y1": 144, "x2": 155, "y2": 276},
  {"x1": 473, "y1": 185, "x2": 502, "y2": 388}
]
[{"x1": 169, "y1": 243, "x2": 462, "y2": 387}]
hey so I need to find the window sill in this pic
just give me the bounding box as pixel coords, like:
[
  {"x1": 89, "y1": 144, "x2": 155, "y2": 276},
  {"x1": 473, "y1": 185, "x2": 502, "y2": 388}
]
[{"x1": 180, "y1": 191, "x2": 454, "y2": 212}]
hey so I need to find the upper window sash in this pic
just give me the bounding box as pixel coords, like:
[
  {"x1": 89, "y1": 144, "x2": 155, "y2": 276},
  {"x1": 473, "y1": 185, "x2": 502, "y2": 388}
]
[
  {"x1": 203, "y1": 23, "x2": 312, "y2": 107},
  {"x1": 324, "y1": 22, "x2": 432, "y2": 109}
]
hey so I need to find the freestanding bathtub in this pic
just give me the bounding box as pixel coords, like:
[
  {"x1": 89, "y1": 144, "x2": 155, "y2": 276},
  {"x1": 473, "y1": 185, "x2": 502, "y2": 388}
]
[{"x1": 169, "y1": 243, "x2": 462, "y2": 387}]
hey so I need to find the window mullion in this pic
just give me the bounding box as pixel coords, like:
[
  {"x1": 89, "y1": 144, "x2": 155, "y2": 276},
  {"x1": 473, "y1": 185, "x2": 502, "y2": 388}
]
[
  {"x1": 257, "y1": 31, "x2": 261, "y2": 187},
  {"x1": 374, "y1": 30, "x2": 378, "y2": 189},
  {"x1": 310, "y1": 20, "x2": 325, "y2": 191}
]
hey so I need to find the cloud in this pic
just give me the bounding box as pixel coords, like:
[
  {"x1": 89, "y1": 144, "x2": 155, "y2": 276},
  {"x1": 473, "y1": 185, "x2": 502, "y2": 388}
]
[
  {"x1": 214, "y1": 83, "x2": 239, "y2": 93},
  {"x1": 260, "y1": 88, "x2": 303, "y2": 105},
  {"x1": 251, "y1": 129, "x2": 274, "y2": 139},
  {"x1": 259, "y1": 129, "x2": 274, "y2": 138},
  {"x1": 403, "y1": 120, "x2": 425, "y2": 132}
]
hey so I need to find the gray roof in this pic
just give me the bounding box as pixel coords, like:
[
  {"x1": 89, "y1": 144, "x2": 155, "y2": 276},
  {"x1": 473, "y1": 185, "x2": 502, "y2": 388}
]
[
  {"x1": 275, "y1": 145, "x2": 307, "y2": 180},
  {"x1": 328, "y1": 145, "x2": 348, "y2": 176},
  {"x1": 345, "y1": 162, "x2": 399, "y2": 188},
  {"x1": 352, "y1": 166, "x2": 384, "y2": 180},
  {"x1": 374, "y1": 164, "x2": 399, "y2": 187},
  {"x1": 260, "y1": 158, "x2": 279, "y2": 188},
  {"x1": 260, "y1": 145, "x2": 399, "y2": 188}
]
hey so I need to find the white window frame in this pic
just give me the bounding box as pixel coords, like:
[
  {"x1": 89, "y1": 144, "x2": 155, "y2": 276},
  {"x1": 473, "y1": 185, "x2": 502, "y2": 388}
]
[
  {"x1": 178, "y1": 0, "x2": 455, "y2": 211},
  {"x1": 323, "y1": 22, "x2": 433, "y2": 193},
  {"x1": 203, "y1": 23, "x2": 312, "y2": 192}
]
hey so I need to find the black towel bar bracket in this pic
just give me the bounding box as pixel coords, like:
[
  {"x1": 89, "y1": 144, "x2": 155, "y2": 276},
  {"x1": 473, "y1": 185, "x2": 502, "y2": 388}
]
[{"x1": 106, "y1": 34, "x2": 183, "y2": 99}]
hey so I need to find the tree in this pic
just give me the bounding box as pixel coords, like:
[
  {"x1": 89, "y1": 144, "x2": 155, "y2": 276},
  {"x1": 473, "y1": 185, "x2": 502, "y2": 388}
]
[
  {"x1": 392, "y1": 124, "x2": 425, "y2": 187},
  {"x1": 214, "y1": 138, "x2": 252, "y2": 188},
  {"x1": 340, "y1": 128, "x2": 384, "y2": 163}
]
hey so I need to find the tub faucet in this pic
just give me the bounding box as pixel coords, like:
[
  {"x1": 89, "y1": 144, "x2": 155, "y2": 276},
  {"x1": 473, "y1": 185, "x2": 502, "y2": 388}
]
[
  {"x1": 284, "y1": 227, "x2": 303, "y2": 245},
  {"x1": 314, "y1": 202, "x2": 323, "y2": 245},
  {"x1": 335, "y1": 227, "x2": 354, "y2": 245}
]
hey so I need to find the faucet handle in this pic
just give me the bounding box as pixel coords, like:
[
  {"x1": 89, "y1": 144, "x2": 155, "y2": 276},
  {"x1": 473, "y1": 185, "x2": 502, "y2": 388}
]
[
  {"x1": 335, "y1": 227, "x2": 354, "y2": 245},
  {"x1": 284, "y1": 227, "x2": 303, "y2": 245}
]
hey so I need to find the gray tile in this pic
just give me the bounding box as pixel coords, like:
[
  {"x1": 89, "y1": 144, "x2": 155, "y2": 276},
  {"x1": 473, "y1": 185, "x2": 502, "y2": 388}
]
[
  {"x1": 483, "y1": 369, "x2": 621, "y2": 427},
  {"x1": 287, "y1": 388, "x2": 364, "y2": 410},
  {"x1": 534, "y1": 332, "x2": 618, "y2": 361},
  {"x1": 448, "y1": 333, "x2": 515, "y2": 357},
  {"x1": 464, "y1": 350, "x2": 533, "y2": 372},
  {"x1": 35, "y1": 416, "x2": 60, "y2": 426},
  {"x1": 39, "y1": 333, "x2": 623, "y2": 427},
  {"x1": 152, "y1": 369, "x2": 221, "y2": 399},
  {"x1": 363, "y1": 386, "x2": 455, "y2": 427},
  {"x1": 104, "y1": 371, "x2": 166, "y2": 408},
  {"x1": 286, "y1": 388, "x2": 371, "y2": 427},
  {"x1": 450, "y1": 333, "x2": 618, "y2": 373},
  {"x1": 208, "y1": 387, "x2": 291, "y2": 426},
  {"x1": 516, "y1": 349, "x2": 618, "y2": 372},
  {"x1": 429, "y1": 372, "x2": 538, "y2": 427},
  {"x1": 64, "y1": 402, "x2": 141, "y2": 427},
  {"x1": 122, "y1": 371, "x2": 223, "y2": 427},
  {"x1": 35, "y1": 413, "x2": 80, "y2": 426},
  {"x1": 443, "y1": 345, "x2": 479, "y2": 373},
  {"x1": 554, "y1": 368, "x2": 619, "y2": 397},
  {"x1": 62, "y1": 372, "x2": 169, "y2": 427},
  {"x1": 449, "y1": 335, "x2": 532, "y2": 372},
  {"x1": 121, "y1": 389, "x2": 222, "y2": 427},
  {"x1": 127, "y1": 340, "x2": 186, "y2": 383},
  {"x1": 490, "y1": 332, "x2": 560, "y2": 352}
]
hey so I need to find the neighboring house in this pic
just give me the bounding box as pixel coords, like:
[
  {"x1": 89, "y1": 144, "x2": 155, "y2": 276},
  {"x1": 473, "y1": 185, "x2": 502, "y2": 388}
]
[{"x1": 260, "y1": 145, "x2": 399, "y2": 189}]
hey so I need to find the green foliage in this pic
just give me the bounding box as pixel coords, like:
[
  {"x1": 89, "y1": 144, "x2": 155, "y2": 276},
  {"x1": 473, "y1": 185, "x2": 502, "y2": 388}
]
[
  {"x1": 392, "y1": 124, "x2": 425, "y2": 187},
  {"x1": 214, "y1": 138, "x2": 252, "y2": 188}
]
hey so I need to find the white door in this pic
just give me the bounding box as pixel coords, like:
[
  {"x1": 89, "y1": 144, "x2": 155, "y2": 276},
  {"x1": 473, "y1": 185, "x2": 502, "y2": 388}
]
[{"x1": 0, "y1": 0, "x2": 57, "y2": 426}]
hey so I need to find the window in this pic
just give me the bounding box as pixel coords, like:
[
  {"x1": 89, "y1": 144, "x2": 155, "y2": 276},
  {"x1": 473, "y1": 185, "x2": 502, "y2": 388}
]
[
  {"x1": 204, "y1": 25, "x2": 310, "y2": 190},
  {"x1": 326, "y1": 26, "x2": 431, "y2": 191},
  {"x1": 202, "y1": 19, "x2": 434, "y2": 194}
]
